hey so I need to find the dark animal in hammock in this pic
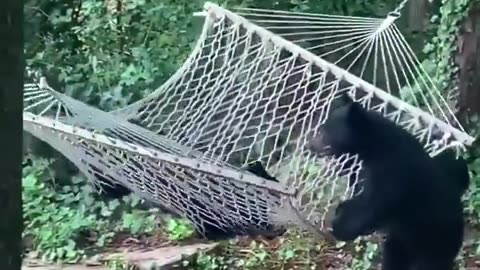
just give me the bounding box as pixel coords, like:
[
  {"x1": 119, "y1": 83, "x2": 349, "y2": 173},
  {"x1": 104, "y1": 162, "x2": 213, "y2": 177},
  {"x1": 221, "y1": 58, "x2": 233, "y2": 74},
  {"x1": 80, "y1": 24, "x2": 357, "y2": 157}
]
[
  {"x1": 95, "y1": 160, "x2": 286, "y2": 241},
  {"x1": 94, "y1": 176, "x2": 131, "y2": 199},
  {"x1": 95, "y1": 161, "x2": 279, "y2": 197},
  {"x1": 307, "y1": 95, "x2": 467, "y2": 270}
]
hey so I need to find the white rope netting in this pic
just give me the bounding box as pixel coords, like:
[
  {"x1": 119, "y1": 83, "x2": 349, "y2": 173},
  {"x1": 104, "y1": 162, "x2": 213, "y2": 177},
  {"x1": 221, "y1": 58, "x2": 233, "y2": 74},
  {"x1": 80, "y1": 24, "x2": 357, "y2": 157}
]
[
  {"x1": 228, "y1": 3, "x2": 462, "y2": 129},
  {"x1": 23, "y1": 2, "x2": 474, "y2": 240},
  {"x1": 23, "y1": 83, "x2": 298, "y2": 238}
]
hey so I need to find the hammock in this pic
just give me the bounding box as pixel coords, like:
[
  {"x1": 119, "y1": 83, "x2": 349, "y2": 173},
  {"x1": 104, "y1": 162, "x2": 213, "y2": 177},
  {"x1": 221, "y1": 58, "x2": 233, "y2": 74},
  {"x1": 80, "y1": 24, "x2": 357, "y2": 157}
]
[{"x1": 23, "y1": 1, "x2": 474, "y2": 240}]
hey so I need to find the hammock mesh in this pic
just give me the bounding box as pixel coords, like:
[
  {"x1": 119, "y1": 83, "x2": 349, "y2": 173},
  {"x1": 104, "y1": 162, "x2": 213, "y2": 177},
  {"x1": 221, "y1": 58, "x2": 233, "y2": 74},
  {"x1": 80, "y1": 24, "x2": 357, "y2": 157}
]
[{"x1": 23, "y1": 2, "x2": 474, "y2": 239}]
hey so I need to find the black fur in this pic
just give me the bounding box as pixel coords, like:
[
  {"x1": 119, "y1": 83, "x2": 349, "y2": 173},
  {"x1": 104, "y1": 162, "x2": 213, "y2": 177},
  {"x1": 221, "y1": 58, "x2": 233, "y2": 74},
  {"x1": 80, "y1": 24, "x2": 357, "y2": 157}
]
[
  {"x1": 340, "y1": 149, "x2": 470, "y2": 200},
  {"x1": 307, "y1": 97, "x2": 467, "y2": 270},
  {"x1": 244, "y1": 160, "x2": 279, "y2": 182},
  {"x1": 432, "y1": 149, "x2": 470, "y2": 196},
  {"x1": 95, "y1": 179, "x2": 131, "y2": 199}
]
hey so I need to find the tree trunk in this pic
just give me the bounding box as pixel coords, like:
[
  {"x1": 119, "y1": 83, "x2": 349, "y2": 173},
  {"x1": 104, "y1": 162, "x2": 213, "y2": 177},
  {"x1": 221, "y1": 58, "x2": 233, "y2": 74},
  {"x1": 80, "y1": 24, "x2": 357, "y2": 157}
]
[
  {"x1": 408, "y1": 0, "x2": 427, "y2": 33},
  {"x1": 457, "y1": 2, "x2": 480, "y2": 129},
  {"x1": 0, "y1": 0, "x2": 24, "y2": 268}
]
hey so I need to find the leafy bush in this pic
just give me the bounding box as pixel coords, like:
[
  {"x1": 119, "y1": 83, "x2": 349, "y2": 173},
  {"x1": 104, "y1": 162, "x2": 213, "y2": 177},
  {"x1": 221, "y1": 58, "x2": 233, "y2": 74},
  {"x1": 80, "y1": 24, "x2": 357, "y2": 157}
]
[
  {"x1": 166, "y1": 218, "x2": 195, "y2": 241},
  {"x1": 22, "y1": 156, "x2": 159, "y2": 263},
  {"x1": 464, "y1": 140, "x2": 480, "y2": 221},
  {"x1": 25, "y1": 0, "x2": 205, "y2": 110}
]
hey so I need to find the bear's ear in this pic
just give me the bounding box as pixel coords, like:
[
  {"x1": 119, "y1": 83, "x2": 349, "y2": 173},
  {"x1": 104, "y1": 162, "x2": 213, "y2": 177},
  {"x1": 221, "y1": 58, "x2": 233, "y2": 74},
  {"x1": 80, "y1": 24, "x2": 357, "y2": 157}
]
[
  {"x1": 338, "y1": 93, "x2": 354, "y2": 105},
  {"x1": 345, "y1": 101, "x2": 370, "y2": 127}
]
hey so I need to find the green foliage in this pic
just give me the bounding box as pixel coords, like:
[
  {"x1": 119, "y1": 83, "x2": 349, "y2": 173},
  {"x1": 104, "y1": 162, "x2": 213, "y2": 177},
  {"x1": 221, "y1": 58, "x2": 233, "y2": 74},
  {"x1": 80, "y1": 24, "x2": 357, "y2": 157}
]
[
  {"x1": 105, "y1": 254, "x2": 136, "y2": 270},
  {"x1": 25, "y1": 0, "x2": 204, "y2": 110},
  {"x1": 180, "y1": 230, "x2": 382, "y2": 269},
  {"x1": 423, "y1": 0, "x2": 472, "y2": 93},
  {"x1": 276, "y1": 245, "x2": 297, "y2": 262},
  {"x1": 466, "y1": 159, "x2": 480, "y2": 219},
  {"x1": 185, "y1": 241, "x2": 272, "y2": 270},
  {"x1": 348, "y1": 239, "x2": 379, "y2": 270},
  {"x1": 399, "y1": 0, "x2": 472, "y2": 107},
  {"x1": 188, "y1": 253, "x2": 230, "y2": 270},
  {"x1": 165, "y1": 218, "x2": 195, "y2": 241},
  {"x1": 235, "y1": 241, "x2": 271, "y2": 268},
  {"x1": 463, "y1": 120, "x2": 480, "y2": 220},
  {"x1": 22, "y1": 156, "x2": 159, "y2": 263}
]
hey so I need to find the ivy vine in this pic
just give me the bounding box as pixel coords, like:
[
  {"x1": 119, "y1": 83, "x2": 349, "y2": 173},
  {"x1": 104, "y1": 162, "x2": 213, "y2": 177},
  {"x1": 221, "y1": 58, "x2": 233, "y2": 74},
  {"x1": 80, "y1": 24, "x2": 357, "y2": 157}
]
[{"x1": 423, "y1": 0, "x2": 472, "y2": 94}]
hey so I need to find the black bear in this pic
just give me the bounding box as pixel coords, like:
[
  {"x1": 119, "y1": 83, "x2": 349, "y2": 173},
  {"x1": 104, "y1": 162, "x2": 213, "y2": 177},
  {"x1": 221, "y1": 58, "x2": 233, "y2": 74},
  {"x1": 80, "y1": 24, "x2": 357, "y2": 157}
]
[
  {"x1": 307, "y1": 96, "x2": 467, "y2": 270},
  {"x1": 336, "y1": 148, "x2": 469, "y2": 200}
]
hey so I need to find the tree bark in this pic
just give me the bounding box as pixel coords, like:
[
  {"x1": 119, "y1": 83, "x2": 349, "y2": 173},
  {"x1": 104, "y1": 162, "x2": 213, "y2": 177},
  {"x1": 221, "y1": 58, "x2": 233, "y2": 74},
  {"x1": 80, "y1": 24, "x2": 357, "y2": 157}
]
[
  {"x1": 456, "y1": 2, "x2": 480, "y2": 129},
  {"x1": 0, "y1": 0, "x2": 24, "y2": 268},
  {"x1": 408, "y1": 0, "x2": 427, "y2": 33}
]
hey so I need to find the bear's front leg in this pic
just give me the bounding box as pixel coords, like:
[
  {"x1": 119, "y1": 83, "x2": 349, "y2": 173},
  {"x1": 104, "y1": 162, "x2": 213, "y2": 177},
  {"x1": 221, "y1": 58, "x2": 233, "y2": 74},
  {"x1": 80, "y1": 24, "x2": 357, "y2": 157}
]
[{"x1": 331, "y1": 195, "x2": 380, "y2": 241}]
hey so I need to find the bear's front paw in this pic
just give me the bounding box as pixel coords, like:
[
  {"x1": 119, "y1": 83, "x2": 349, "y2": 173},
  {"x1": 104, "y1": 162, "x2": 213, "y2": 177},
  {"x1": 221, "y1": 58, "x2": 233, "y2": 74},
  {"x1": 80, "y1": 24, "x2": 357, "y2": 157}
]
[
  {"x1": 331, "y1": 216, "x2": 360, "y2": 241},
  {"x1": 331, "y1": 201, "x2": 364, "y2": 241},
  {"x1": 334, "y1": 201, "x2": 347, "y2": 217}
]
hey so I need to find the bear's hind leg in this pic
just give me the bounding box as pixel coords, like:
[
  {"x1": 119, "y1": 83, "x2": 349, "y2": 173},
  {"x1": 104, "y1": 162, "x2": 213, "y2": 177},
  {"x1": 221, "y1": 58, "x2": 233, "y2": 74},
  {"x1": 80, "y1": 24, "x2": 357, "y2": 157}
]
[
  {"x1": 381, "y1": 234, "x2": 412, "y2": 270},
  {"x1": 411, "y1": 256, "x2": 455, "y2": 270}
]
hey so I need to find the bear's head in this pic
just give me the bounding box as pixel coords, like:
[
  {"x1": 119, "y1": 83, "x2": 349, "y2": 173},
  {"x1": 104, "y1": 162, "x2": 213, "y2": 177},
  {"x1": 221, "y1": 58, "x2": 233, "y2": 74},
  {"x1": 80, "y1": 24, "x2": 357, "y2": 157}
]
[{"x1": 307, "y1": 95, "x2": 373, "y2": 158}]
